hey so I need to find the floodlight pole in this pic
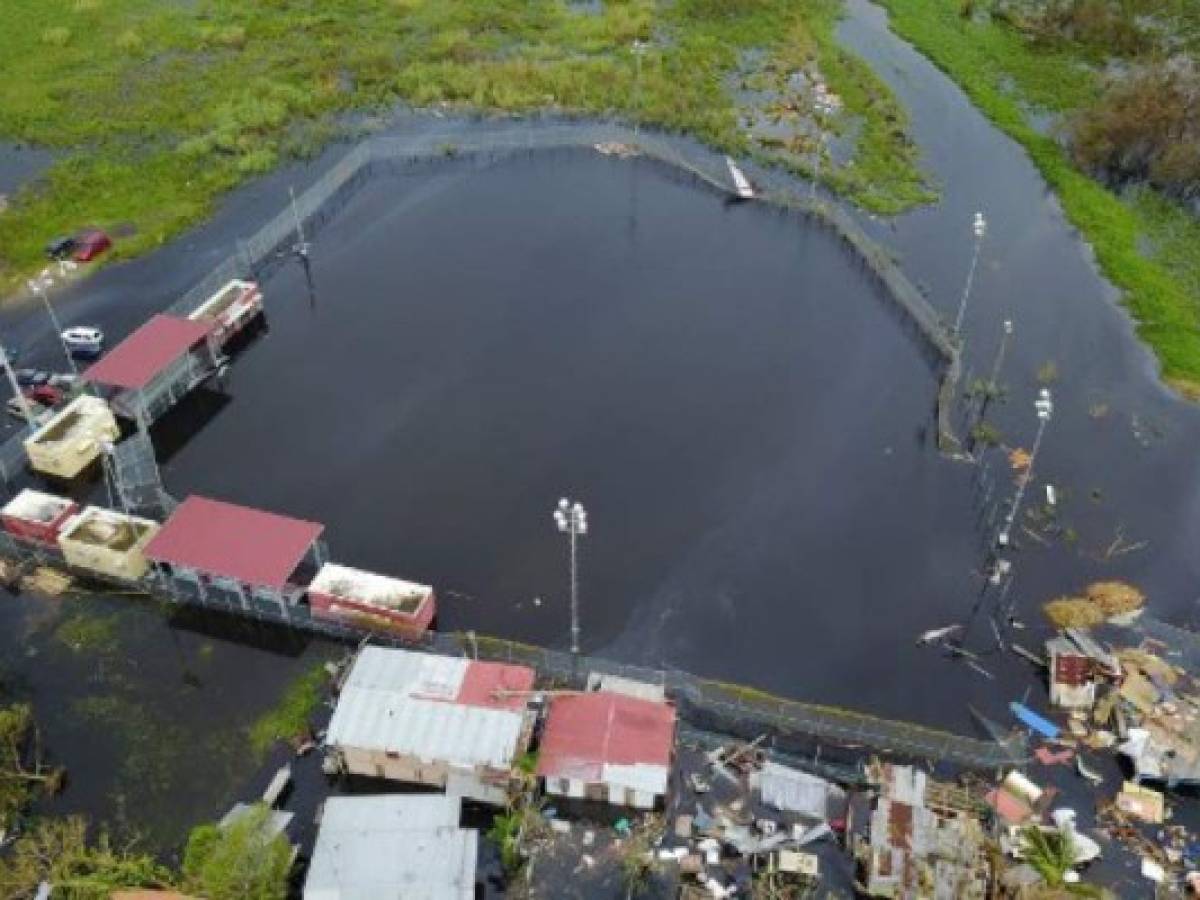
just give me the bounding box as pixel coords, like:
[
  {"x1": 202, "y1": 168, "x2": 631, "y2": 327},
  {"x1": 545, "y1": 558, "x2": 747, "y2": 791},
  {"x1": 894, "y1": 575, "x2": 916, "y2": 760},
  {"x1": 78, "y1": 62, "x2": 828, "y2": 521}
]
[
  {"x1": 29, "y1": 277, "x2": 78, "y2": 376},
  {"x1": 954, "y1": 212, "x2": 988, "y2": 338},
  {"x1": 997, "y1": 389, "x2": 1053, "y2": 548},
  {"x1": 554, "y1": 497, "x2": 588, "y2": 658}
]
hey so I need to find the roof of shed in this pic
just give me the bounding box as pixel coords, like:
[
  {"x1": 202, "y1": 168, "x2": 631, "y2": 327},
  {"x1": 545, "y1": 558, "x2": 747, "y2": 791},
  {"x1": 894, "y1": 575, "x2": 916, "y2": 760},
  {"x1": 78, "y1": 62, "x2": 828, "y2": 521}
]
[
  {"x1": 144, "y1": 495, "x2": 323, "y2": 588},
  {"x1": 537, "y1": 691, "x2": 675, "y2": 789},
  {"x1": 83, "y1": 314, "x2": 212, "y2": 390},
  {"x1": 305, "y1": 795, "x2": 476, "y2": 900}
]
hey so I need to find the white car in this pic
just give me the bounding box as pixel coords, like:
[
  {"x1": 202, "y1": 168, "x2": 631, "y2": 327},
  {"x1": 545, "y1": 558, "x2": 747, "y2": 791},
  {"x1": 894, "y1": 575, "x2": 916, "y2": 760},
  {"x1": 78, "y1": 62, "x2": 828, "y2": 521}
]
[{"x1": 61, "y1": 326, "x2": 104, "y2": 357}]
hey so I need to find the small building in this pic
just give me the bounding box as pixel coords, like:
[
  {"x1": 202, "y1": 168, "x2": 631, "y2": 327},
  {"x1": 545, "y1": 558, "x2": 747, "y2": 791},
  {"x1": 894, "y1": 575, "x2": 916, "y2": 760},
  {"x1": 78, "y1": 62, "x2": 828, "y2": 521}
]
[
  {"x1": 751, "y1": 761, "x2": 847, "y2": 823},
  {"x1": 57, "y1": 505, "x2": 160, "y2": 580},
  {"x1": 1, "y1": 489, "x2": 79, "y2": 545},
  {"x1": 308, "y1": 562, "x2": 435, "y2": 639},
  {"x1": 145, "y1": 495, "x2": 326, "y2": 621},
  {"x1": 304, "y1": 795, "x2": 477, "y2": 900},
  {"x1": 187, "y1": 279, "x2": 264, "y2": 350},
  {"x1": 23, "y1": 395, "x2": 119, "y2": 479},
  {"x1": 325, "y1": 646, "x2": 535, "y2": 804},
  {"x1": 83, "y1": 314, "x2": 220, "y2": 426},
  {"x1": 537, "y1": 690, "x2": 676, "y2": 809},
  {"x1": 1046, "y1": 636, "x2": 1097, "y2": 710}
]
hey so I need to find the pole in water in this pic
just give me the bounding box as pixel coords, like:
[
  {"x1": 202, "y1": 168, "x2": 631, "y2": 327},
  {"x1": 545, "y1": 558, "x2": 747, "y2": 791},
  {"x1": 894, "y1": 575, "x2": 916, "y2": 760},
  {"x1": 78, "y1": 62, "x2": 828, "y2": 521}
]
[
  {"x1": 289, "y1": 186, "x2": 310, "y2": 261},
  {"x1": 953, "y1": 212, "x2": 988, "y2": 338}
]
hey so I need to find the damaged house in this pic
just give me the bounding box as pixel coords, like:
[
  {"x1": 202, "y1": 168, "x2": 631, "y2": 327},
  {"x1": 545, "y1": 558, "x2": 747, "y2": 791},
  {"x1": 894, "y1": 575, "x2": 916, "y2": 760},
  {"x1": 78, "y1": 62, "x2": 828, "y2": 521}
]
[{"x1": 853, "y1": 764, "x2": 990, "y2": 899}]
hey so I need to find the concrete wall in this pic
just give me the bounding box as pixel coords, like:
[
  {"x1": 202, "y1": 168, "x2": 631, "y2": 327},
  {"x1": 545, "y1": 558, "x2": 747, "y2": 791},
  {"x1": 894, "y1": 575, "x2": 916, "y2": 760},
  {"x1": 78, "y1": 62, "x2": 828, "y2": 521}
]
[{"x1": 543, "y1": 777, "x2": 657, "y2": 810}]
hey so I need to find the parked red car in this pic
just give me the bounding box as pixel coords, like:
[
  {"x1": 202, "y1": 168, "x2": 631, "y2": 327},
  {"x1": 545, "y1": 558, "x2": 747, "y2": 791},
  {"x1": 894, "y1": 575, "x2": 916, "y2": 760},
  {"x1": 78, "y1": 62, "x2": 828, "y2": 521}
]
[
  {"x1": 72, "y1": 229, "x2": 111, "y2": 262},
  {"x1": 23, "y1": 384, "x2": 64, "y2": 407}
]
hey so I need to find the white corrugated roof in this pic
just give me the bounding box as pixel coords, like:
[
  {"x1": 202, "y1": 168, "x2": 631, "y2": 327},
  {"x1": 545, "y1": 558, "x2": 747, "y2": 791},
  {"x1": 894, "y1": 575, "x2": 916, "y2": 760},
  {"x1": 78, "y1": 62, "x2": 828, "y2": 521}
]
[
  {"x1": 305, "y1": 795, "x2": 476, "y2": 900},
  {"x1": 326, "y1": 647, "x2": 526, "y2": 770}
]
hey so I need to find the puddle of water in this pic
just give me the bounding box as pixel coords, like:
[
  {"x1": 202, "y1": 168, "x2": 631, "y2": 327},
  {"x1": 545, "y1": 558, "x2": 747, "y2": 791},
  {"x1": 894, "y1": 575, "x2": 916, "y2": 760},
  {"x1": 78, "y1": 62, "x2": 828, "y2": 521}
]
[{"x1": 0, "y1": 143, "x2": 56, "y2": 200}]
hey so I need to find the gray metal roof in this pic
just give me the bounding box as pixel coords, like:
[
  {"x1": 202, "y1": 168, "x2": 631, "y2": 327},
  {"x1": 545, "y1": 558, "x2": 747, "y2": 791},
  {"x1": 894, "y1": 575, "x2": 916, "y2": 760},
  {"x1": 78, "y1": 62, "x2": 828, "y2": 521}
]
[
  {"x1": 325, "y1": 647, "x2": 526, "y2": 770},
  {"x1": 305, "y1": 795, "x2": 476, "y2": 900},
  {"x1": 751, "y1": 762, "x2": 845, "y2": 820}
]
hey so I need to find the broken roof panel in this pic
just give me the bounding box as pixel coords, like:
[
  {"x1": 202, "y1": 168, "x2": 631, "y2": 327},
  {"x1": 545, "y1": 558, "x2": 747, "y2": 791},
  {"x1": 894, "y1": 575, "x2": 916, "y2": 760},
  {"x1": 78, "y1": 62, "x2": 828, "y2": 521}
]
[
  {"x1": 83, "y1": 315, "x2": 212, "y2": 390},
  {"x1": 751, "y1": 762, "x2": 846, "y2": 820},
  {"x1": 144, "y1": 495, "x2": 323, "y2": 588}
]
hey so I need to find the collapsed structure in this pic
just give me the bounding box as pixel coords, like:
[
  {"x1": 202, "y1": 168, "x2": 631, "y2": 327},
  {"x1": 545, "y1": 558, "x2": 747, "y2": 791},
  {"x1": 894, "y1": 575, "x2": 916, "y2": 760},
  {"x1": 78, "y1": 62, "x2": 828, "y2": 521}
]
[
  {"x1": 325, "y1": 646, "x2": 535, "y2": 804},
  {"x1": 853, "y1": 763, "x2": 991, "y2": 899}
]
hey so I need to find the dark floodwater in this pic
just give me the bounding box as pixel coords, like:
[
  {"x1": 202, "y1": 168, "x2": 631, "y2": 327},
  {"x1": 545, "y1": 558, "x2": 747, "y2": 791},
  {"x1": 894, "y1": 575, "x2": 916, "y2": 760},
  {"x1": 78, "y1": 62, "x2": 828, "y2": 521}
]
[{"x1": 0, "y1": 3, "x2": 1198, "y2": 849}]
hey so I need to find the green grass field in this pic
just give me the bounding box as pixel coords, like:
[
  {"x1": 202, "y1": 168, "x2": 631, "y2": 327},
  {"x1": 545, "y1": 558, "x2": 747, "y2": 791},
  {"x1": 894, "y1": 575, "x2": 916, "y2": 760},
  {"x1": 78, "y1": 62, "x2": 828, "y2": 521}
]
[
  {"x1": 877, "y1": 0, "x2": 1200, "y2": 395},
  {"x1": 0, "y1": 0, "x2": 931, "y2": 289}
]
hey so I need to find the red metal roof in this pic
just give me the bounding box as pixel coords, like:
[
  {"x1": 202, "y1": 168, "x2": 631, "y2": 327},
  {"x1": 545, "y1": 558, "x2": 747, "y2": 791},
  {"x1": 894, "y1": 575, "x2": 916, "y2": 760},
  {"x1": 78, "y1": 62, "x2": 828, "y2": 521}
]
[
  {"x1": 536, "y1": 692, "x2": 676, "y2": 782},
  {"x1": 144, "y1": 495, "x2": 324, "y2": 588},
  {"x1": 456, "y1": 660, "x2": 535, "y2": 712},
  {"x1": 83, "y1": 314, "x2": 212, "y2": 390}
]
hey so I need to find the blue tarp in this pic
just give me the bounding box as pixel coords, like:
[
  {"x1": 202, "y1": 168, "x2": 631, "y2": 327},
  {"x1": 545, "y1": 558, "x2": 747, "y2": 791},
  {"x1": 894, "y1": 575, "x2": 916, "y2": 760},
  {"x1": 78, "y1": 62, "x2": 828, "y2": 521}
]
[{"x1": 1010, "y1": 702, "x2": 1059, "y2": 739}]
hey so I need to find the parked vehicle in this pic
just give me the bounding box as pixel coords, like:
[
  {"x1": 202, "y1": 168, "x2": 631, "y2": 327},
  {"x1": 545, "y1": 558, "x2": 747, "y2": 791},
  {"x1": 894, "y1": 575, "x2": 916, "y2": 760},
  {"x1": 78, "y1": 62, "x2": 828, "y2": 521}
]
[
  {"x1": 61, "y1": 327, "x2": 104, "y2": 357},
  {"x1": 47, "y1": 372, "x2": 78, "y2": 390},
  {"x1": 15, "y1": 369, "x2": 50, "y2": 388},
  {"x1": 45, "y1": 236, "x2": 77, "y2": 260},
  {"x1": 23, "y1": 384, "x2": 64, "y2": 407},
  {"x1": 72, "y1": 229, "x2": 111, "y2": 262}
]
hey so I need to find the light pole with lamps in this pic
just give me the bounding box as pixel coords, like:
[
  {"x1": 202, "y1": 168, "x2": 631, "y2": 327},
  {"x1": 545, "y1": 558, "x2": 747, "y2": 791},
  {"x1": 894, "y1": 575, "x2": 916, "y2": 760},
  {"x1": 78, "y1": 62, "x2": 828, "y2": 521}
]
[
  {"x1": 953, "y1": 211, "x2": 987, "y2": 338},
  {"x1": 553, "y1": 497, "x2": 588, "y2": 656},
  {"x1": 28, "y1": 275, "x2": 78, "y2": 376},
  {"x1": 997, "y1": 388, "x2": 1052, "y2": 547}
]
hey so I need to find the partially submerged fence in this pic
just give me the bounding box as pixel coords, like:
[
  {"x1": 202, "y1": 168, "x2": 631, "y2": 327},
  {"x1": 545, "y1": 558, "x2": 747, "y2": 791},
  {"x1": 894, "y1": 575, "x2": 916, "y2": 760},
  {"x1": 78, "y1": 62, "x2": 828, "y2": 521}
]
[{"x1": 161, "y1": 118, "x2": 963, "y2": 448}]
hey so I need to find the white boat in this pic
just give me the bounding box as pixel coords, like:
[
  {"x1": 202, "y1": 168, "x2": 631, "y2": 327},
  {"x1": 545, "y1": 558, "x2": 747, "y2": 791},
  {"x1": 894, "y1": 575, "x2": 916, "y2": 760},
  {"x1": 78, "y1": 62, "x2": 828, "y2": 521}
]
[
  {"x1": 725, "y1": 156, "x2": 756, "y2": 200},
  {"x1": 61, "y1": 326, "x2": 103, "y2": 357}
]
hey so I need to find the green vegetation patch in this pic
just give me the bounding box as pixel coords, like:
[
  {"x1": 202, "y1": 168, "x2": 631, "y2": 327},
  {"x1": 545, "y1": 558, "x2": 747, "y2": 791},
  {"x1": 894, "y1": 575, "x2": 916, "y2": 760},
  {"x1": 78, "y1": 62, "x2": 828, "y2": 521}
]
[
  {"x1": 0, "y1": 0, "x2": 930, "y2": 288},
  {"x1": 877, "y1": 0, "x2": 1200, "y2": 394},
  {"x1": 246, "y1": 663, "x2": 326, "y2": 756}
]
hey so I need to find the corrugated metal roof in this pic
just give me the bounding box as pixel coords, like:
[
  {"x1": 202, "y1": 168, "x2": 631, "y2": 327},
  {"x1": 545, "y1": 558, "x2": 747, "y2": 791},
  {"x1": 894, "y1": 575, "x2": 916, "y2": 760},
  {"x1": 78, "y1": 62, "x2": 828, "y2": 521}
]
[
  {"x1": 326, "y1": 647, "x2": 531, "y2": 770},
  {"x1": 144, "y1": 495, "x2": 324, "y2": 588},
  {"x1": 305, "y1": 795, "x2": 476, "y2": 900},
  {"x1": 537, "y1": 692, "x2": 675, "y2": 795},
  {"x1": 83, "y1": 314, "x2": 212, "y2": 390},
  {"x1": 751, "y1": 761, "x2": 845, "y2": 820}
]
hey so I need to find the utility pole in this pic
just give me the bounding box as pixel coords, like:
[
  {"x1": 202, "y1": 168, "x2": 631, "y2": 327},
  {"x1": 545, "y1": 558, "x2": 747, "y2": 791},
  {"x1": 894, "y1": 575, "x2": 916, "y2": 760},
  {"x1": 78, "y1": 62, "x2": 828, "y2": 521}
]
[
  {"x1": 553, "y1": 497, "x2": 588, "y2": 657},
  {"x1": 954, "y1": 211, "x2": 988, "y2": 338},
  {"x1": 997, "y1": 388, "x2": 1053, "y2": 548}
]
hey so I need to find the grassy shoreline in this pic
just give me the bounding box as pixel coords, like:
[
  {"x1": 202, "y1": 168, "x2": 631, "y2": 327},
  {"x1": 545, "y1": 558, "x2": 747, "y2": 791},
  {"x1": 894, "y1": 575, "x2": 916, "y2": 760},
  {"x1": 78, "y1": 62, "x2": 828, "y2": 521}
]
[
  {"x1": 875, "y1": 0, "x2": 1200, "y2": 396},
  {"x1": 0, "y1": 0, "x2": 931, "y2": 293}
]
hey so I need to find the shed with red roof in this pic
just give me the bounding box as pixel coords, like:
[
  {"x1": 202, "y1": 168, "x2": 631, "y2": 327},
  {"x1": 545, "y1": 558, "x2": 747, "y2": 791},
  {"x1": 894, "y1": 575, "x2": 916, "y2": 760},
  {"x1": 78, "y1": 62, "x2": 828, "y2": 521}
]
[
  {"x1": 537, "y1": 690, "x2": 676, "y2": 809},
  {"x1": 145, "y1": 495, "x2": 326, "y2": 618}
]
